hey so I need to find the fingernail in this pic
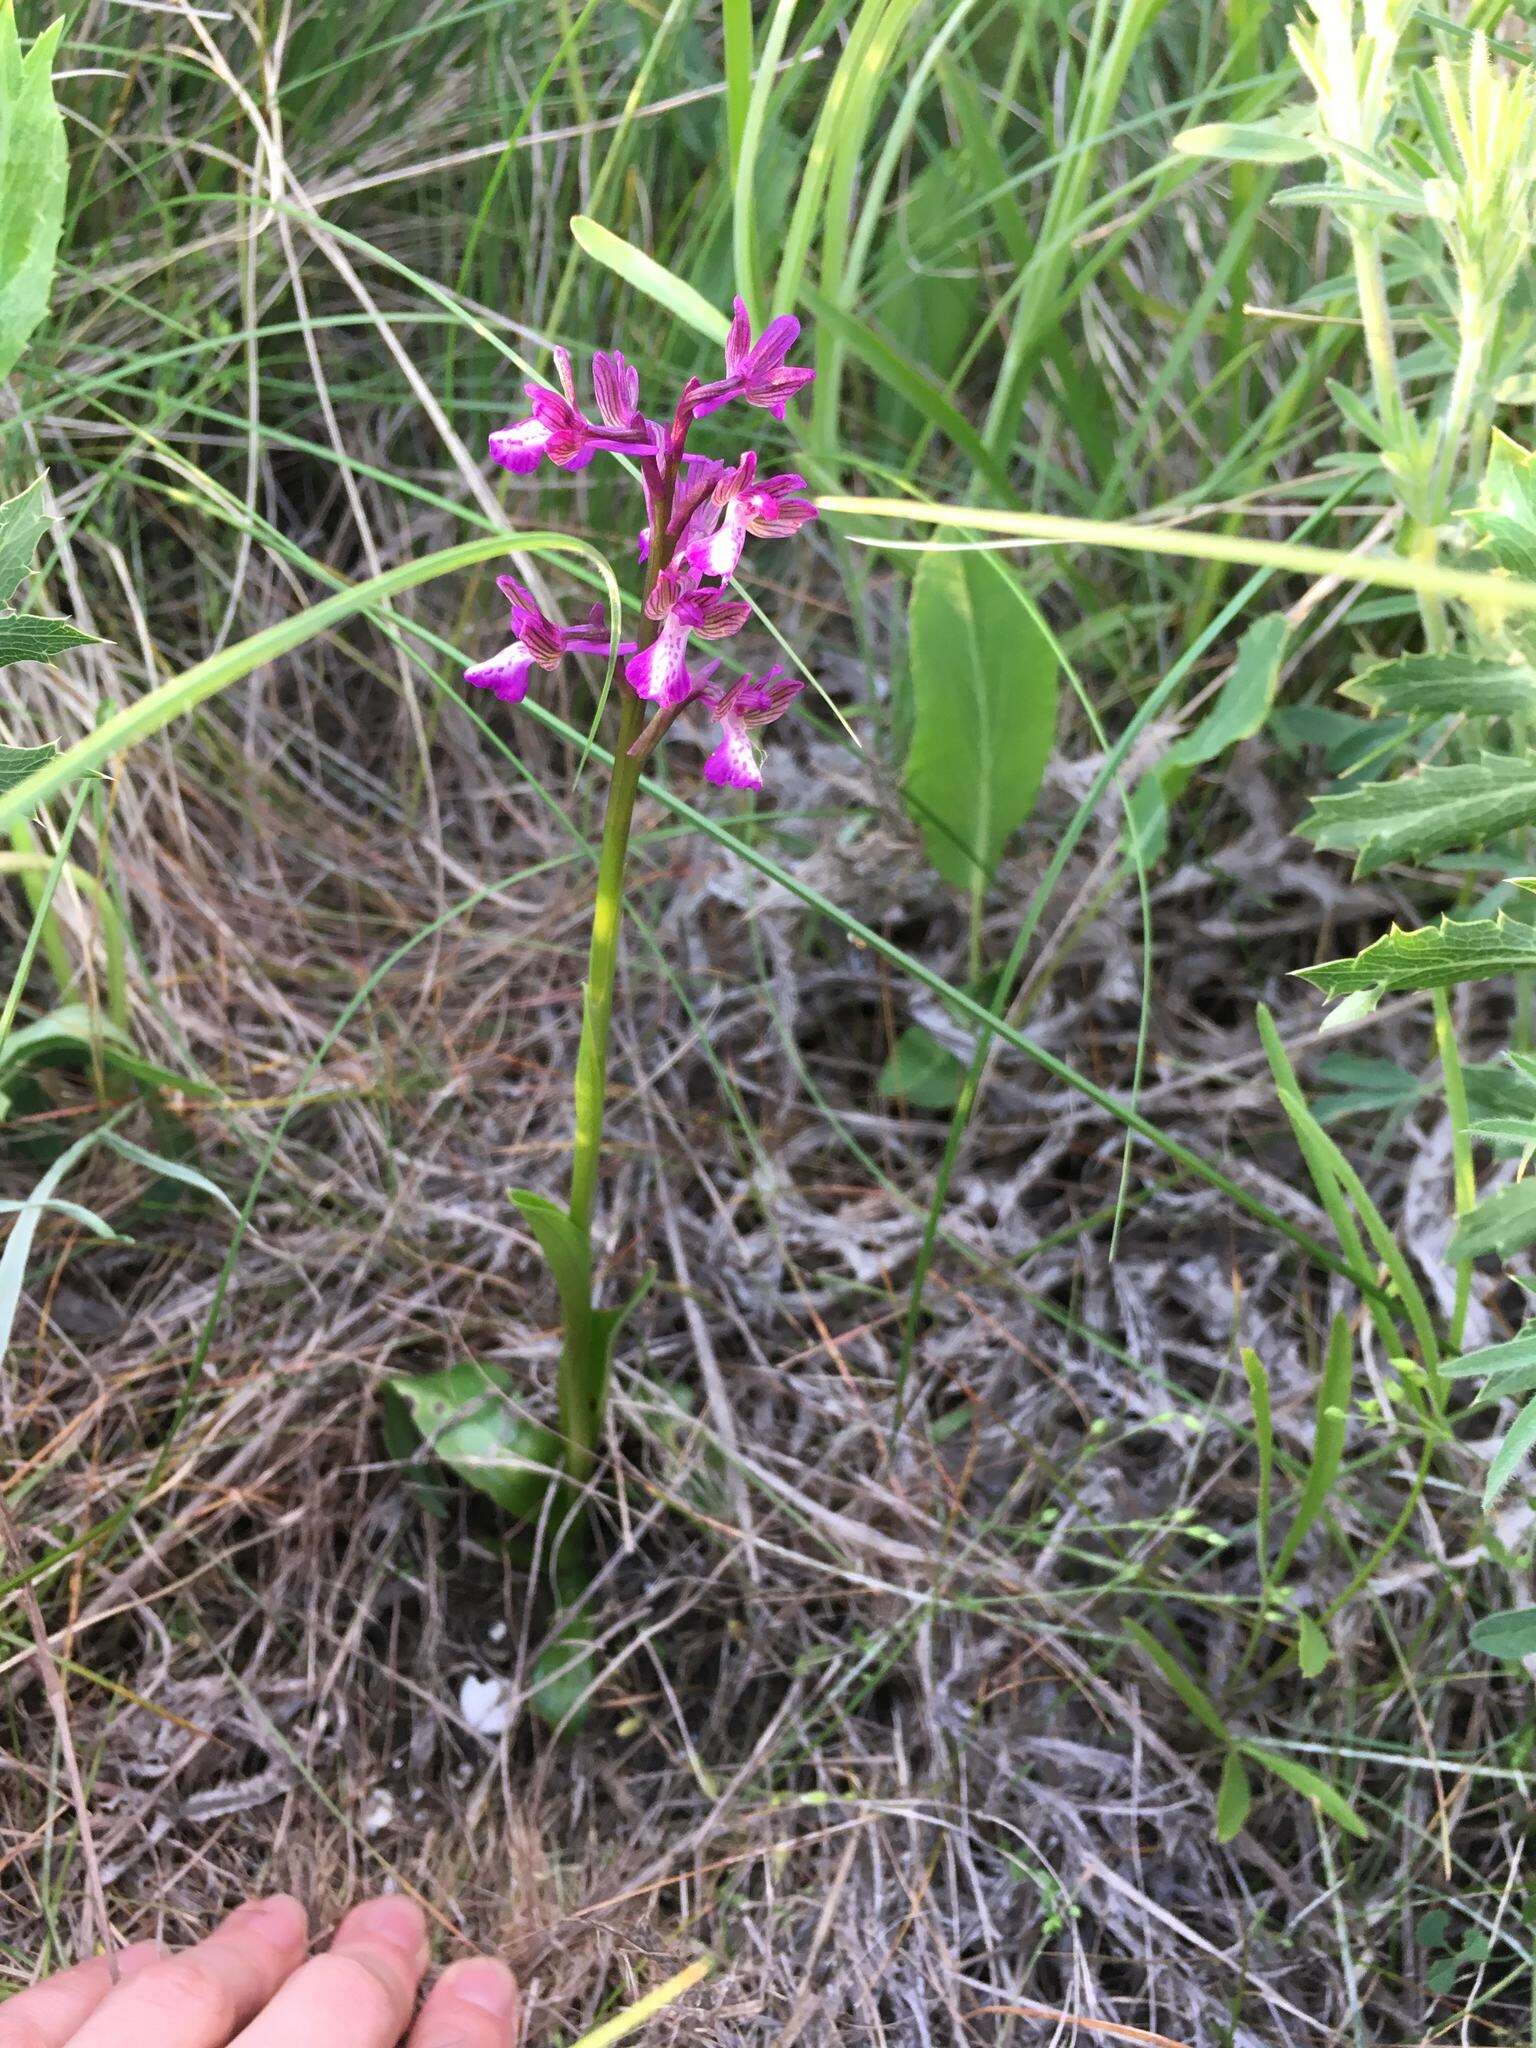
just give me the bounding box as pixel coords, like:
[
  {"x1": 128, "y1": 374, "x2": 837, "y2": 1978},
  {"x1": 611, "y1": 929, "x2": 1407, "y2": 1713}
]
[
  {"x1": 448, "y1": 1958, "x2": 517, "y2": 2019},
  {"x1": 344, "y1": 1894, "x2": 427, "y2": 1957},
  {"x1": 243, "y1": 1895, "x2": 307, "y2": 1939}
]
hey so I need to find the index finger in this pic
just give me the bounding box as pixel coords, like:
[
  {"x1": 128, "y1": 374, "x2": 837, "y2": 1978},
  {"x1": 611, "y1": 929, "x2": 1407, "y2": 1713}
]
[
  {"x1": 230, "y1": 1896, "x2": 429, "y2": 2048},
  {"x1": 0, "y1": 1942, "x2": 160, "y2": 2048}
]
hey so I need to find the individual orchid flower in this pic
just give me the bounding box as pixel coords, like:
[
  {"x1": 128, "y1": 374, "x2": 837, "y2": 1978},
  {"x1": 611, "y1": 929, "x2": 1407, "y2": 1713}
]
[
  {"x1": 624, "y1": 567, "x2": 750, "y2": 709},
  {"x1": 699, "y1": 666, "x2": 805, "y2": 790},
  {"x1": 464, "y1": 576, "x2": 625, "y2": 703},
  {"x1": 684, "y1": 452, "x2": 818, "y2": 579},
  {"x1": 637, "y1": 455, "x2": 726, "y2": 564},
  {"x1": 689, "y1": 297, "x2": 816, "y2": 421},
  {"x1": 489, "y1": 347, "x2": 656, "y2": 474}
]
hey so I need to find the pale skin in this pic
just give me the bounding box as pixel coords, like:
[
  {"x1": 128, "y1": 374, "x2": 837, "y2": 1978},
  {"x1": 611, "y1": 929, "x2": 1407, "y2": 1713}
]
[{"x1": 0, "y1": 1895, "x2": 518, "y2": 2048}]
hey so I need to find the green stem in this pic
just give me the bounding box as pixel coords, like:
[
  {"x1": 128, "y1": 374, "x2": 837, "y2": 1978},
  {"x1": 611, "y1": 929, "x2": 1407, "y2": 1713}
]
[{"x1": 1432, "y1": 987, "x2": 1476, "y2": 1353}]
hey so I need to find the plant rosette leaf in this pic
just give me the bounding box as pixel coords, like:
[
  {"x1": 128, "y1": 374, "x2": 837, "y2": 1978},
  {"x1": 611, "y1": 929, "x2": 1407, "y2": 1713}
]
[
  {"x1": 383, "y1": 1359, "x2": 561, "y2": 1521},
  {"x1": 530, "y1": 1613, "x2": 597, "y2": 1733},
  {"x1": 877, "y1": 1023, "x2": 966, "y2": 1109}
]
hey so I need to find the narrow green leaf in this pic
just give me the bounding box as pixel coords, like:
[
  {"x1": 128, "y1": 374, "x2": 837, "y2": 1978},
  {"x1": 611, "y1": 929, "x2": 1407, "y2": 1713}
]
[
  {"x1": 903, "y1": 551, "x2": 1058, "y2": 897},
  {"x1": 1242, "y1": 1347, "x2": 1273, "y2": 1582},
  {"x1": 1300, "y1": 916, "x2": 1536, "y2": 999},
  {"x1": 1215, "y1": 1750, "x2": 1251, "y2": 1843},
  {"x1": 1131, "y1": 614, "x2": 1287, "y2": 861},
  {"x1": 509, "y1": 1186, "x2": 593, "y2": 1346},
  {"x1": 1243, "y1": 1745, "x2": 1369, "y2": 1839},
  {"x1": 1123, "y1": 1618, "x2": 1230, "y2": 1741},
  {"x1": 1439, "y1": 1325, "x2": 1536, "y2": 1380},
  {"x1": 1341, "y1": 652, "x2": 1536, "y2": 720},
  {"x1": 98, "y1": 1130, "x2": 240, "y2": 1218},
  {"x1": 569, "y1": 215, "x2": 729, "y2": 343},
  {"x1": 1483, "y1": 1399, "x2": 1536, "y2": 1511},
  {"x1": 1470, "y1": 1605, "x2": 1536, "y2": 1659},
  {"x1": 1174, "y1": 118, "x2": 1320, "y2": 164},
  {"x1": 0, "y1": 10, "x2": 67, "y2": 385},
  {"x1": 1300, "y1": 756, "x2": 1536, "y2": 873},
  {"x1": 1275, "y1": 1311, "x2": 1351, "y2": 1576}
]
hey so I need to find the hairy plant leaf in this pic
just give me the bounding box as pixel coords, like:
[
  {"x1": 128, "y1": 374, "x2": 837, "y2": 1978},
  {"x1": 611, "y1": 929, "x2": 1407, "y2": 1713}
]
[
  {"x1": 1449, "y1": 1179, "x2": 1536, "y2": 1261},
  {"x1": 0, "y1": 740, "x2": 54, "y2": 796},
  {"x1": 903, "y1": 551, "x2": 1058, "y2": 897},
  {"x1": 0, "y1": 9, "x2": 66, "y2": 386},
  {"x1": 384, "y1": 1359, "x2": 560, "y2": 1519},
  {"x1": 1300, "y1": 756, "x2": 1536, "y2": 873},
  {"x1": 1300, "y1": 916, "x2": 1536, "y2": 999},
  {"x1": 1440, "y1": 1326, "x2": 1536, "y2": 1381},
  {"x1": 877, "y1": 1023, "x2": 965, "y2": 1109},
  {"x1": 1174, "y1": 116, "x2": 1320, "y2": 163},
  {"x1": 1470, "y1": 1605, "x2": 1536, "y2": 1659},
  {"x1": 1341, "y1": 652, "x2": 1536, "y2": 720},
  {"x1": 1215, "y1": 1750, "x2": 1251, "y2": 1843}
]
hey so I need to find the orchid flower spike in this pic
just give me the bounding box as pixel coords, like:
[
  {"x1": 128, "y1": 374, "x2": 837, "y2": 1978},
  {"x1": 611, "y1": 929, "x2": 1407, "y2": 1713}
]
[
  {"x1": 625, "y1": 567, "x2": 750, "y2": 710},
  {"x1": 489, "y1": 347, "x2": 656, "y2": 474},
  {"x1": 464, "y1": 576, "x2": 626, "y2": 704},
  {"x1": 700, "y1": 666, "x2": 805, "y2": 791},
  {"x1": 691, "y1": 298, "x2": 816, "y2": 421},
  {"x1": 685, "y1": 453, "x2": 818, "y2": 580}
]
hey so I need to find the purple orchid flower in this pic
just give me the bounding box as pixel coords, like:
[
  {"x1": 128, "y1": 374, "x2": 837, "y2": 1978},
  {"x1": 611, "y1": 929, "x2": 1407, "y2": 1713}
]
[
  {"x1": 690, "y1": 298, "x2": 816, "y2": 422},
  {"x1": 489, "y1": 347, "x2": 656, "y2": 475},
  {"x1": 464, "y1": 576, "x2": 627, "y2": 704},
  {"x1": 624, "y1": 567, "x2": 750, "y2": 710},
  {"x1": 699, "y1": 666, "x2": 805, "y2": 790},
  {"x1": 684, "y1": 452, "x2": 817, "y2": 579}
]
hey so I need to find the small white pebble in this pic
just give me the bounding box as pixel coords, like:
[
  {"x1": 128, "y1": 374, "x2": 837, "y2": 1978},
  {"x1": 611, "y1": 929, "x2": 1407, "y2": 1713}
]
[
  {"x1": 486, "y1": 1620, "x2": 508, "y2": 1646},
  {"x1": 459, "y1": 1673, "x2": 516, "y2": 1735},
  {"x1": 362, "y1": 1790, "x2": 395, "y2": 1837}
]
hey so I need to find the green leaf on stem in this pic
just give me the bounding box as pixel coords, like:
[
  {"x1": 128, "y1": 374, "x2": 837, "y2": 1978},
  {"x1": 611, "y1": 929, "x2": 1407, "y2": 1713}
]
[
  {"x1": 1341, "y1": 651, "x2": 1536, "y2": 720},
  {"x1": 1470, "y1": 1605, "x2": 1536, "y2": 1659},
  {"x1": 1300, "y1": 756, "x2": 1536, "y2": 873},
  {"x1": 1243, "y1": 1745, "x2": 1368, "y2": 1839},
  {"x1": 0, "y1": 10, "x2": 67, "y2": 386},
  {"x1": 877, "y1": 1024, "x2": 966, "y2": 1109},
  {"x1": 903, "y1": 550, "x2": 1058, "y2": 897},
  {"x1": 1450, "y1": 1179, "x2": 1536, "y2": 1260},
  {"x1": 1300, "y1": 915, "x2": 1536, "y2": 999},
  {"x1": 1215, "y1": 1750, "x2": 1251, "y2": 1843},
  {"x1": 569, "y1": 215, "x2": 730, "y2": 343},
  {"x1": 531, "y1": 1614, "x2": 597, "y2": 1732},
  {"x1": 383, "y1": 1360, "x2": 561, "y2": 1520}
]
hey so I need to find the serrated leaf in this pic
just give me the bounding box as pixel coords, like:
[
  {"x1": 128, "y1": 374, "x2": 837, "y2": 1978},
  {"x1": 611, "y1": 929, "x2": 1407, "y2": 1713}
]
[
  {"x1": 1215, "y1": 1750, "x2": 1251, "y2": 1843},
  {"x1": 1341, "y1": 652, "x2": 1536, "y2": 720},
  {"x1": 1243, "y1": 1745, "x2": 1368, "y2": 1839},
  {"x1": 1470, "y1": 1605, "x2": 1536, "y2": 1659},
  {"x1": 1299, "y1": 916, "x2": 1536, "y2": 999},
  {"x1": 0, "y1": 611, "x2": 95, "y2": 667},
  {"x1": 0, "y1": 739, "x2": 54, "y2": 796},
  {"x1": 384, "y1": 1359, "x2": 561, "y2": 1519},
  {"x1": 1296, "y1": 1612, "x2": 1332, "y2": 1677},
  {"x1": 1450, "y1": 1178, "x2": 1536, "y2": 1260},
  {"x1": 0, "y1": 11, "x2": 67, "y2": 386},
  {"x1": 903, "y1": 551, "x2": 1058, "y2": 896},
  {"x1": 1483, "y1": 1399, "x2": 1536, "y2": 1511},
  {"x1": 877, "y1": 1024, "x2": 966, "y2": 1109},
  {"x1": 0, "y1": 475, "x2": 47, "y2": 603},
  {"x1": 1300, "y1": 756, "x2": 1536, "y2": 873},
  {"x1": 1173, "y1": 117, "x2": 1320, "y2": 163}
]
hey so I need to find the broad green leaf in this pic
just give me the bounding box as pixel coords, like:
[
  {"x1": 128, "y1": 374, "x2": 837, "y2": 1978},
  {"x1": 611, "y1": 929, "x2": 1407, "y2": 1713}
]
[
  {"x1": 1123, "y1": 1618, "x2": 1229, "y2": 1741},
  {"x1": 877, "y1": 1024, "x2": 966, "y2": 1109},
  {"x1": 0, "y1": 9, "x2": 66, "y2": 385},
  {"x1": 569, "y1": 214, "x2": 729, "y2": 343},
  {"x1": 1296, "y1": 1612, "x2": 1332, "y2": 1677},
  {"x1": 1299, "y1": 915, "x2": 1536, "y2": 999},
  {"x1": 384, "y1": 1360, "x2": 561, "y2": 1519},
  {"x1": 873, "y1": 153, "x2": 980, "y2": 443},
  {"x1": 1450, "y1": 1179, "x2": 1536, "y2": 1260},
  {"x1": 0, "y1": 611, "x2": 95, "y2": 667},
  {"x1": 1470, "y1": 1605, "x2": 1536, "y2": 1659},
  {"x1": 531, "y1": 1614, "x2": 596, "y2": 1731},
  {"x1": 1467, "y1": 431, "x2": 1536, "y2": 579},
  {"x1": 1243, "y1": 1745, "x2": 1368, "y2": 1839},
  {"x1": 1341, "y1": 652, "x2": 1536, "y2": 720},
  {"x1": 1300, "y1": 756, "x2": 1536, "y2": 873},
  {"x1": 903, "y1": 551, "x2": 1058, "y2": 897},
  {"x1": 0, "y1": 475, "x2": 47, "y2": 602},
  {"x1": 1484, "y1": 1399, "x2": 1536, "y2": 1511},
  {"x1": 1215, "y1": 1750, "x2": 1251, "y2": 1843},
  {"x1": 1440, "y1": 1325, "x2": 1536, "y2": 1381},
  {"x1": 1174, "y1": 117, "x2": 1320, "y2": 163},
  {"x1": 0, "y1": 740, "x2": 54, "y2": 796}
]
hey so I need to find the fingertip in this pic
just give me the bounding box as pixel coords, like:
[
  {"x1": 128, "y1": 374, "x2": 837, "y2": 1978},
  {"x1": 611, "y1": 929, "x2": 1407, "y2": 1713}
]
[
  {"x1": 413, "y1": 1956, "x2": 520, "y2": 2044},
  {"x1": 333, "y1": 1893, "x2": 427, "y2": 1964},
  {"x1": 221, "y1": 1893, "x2": 310, "y2": 1959}
]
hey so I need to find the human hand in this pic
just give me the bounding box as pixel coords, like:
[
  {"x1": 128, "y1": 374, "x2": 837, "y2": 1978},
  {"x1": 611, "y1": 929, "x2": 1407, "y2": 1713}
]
[{"x1": 0, "y1": 1894, "x2": 518, "y2": 2048}]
